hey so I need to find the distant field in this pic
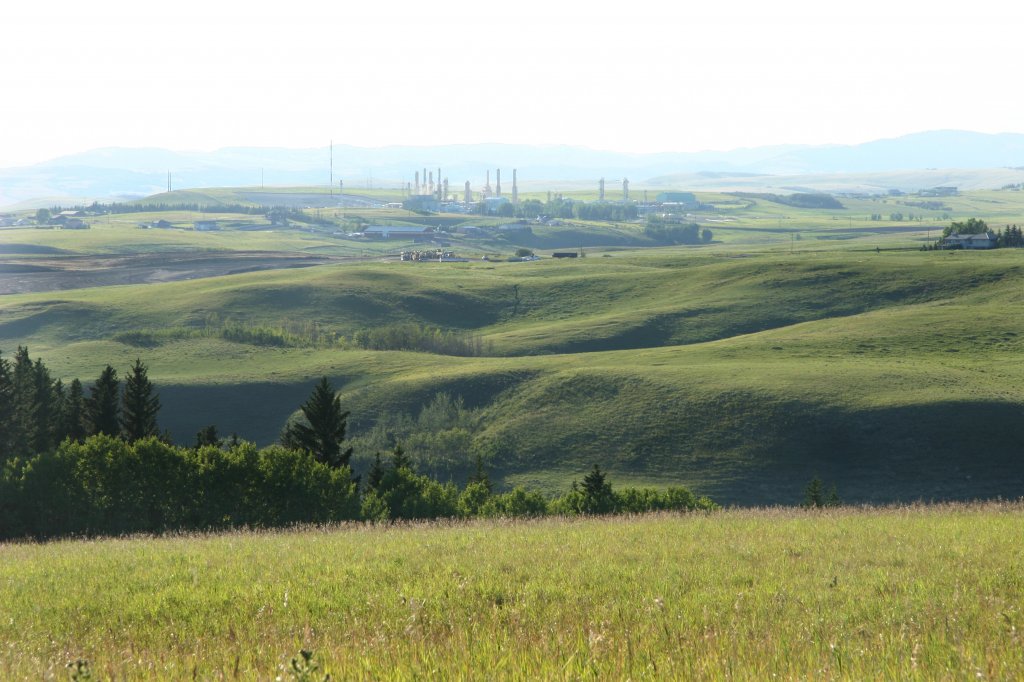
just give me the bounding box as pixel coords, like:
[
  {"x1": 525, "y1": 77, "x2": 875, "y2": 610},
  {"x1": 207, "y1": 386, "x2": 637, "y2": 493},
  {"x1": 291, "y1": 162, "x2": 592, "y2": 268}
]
[
  {"x1": 4, "y1": 188, "x2": 1024, "y2": 502},
  {"x1": 4, "y1": 243, "x2": 1024, "y2": 503},
  {"x1": 2, "y1": 504, "x2": 1022, "y2": 680}
]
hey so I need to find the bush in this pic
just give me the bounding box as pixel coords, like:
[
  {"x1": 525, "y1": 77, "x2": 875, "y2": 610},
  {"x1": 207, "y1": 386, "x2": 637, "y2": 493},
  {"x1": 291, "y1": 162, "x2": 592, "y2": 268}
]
[
  {"x1": 480, "y1": 487, "x2": 550, "y2": 518},
  {"x1": 0, "y1": 436, "x2": 360, "y2": 540}
]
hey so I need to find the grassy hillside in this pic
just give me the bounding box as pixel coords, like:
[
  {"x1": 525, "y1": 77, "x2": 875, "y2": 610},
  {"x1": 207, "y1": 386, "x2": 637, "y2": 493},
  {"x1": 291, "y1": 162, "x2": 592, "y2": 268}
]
[
  {"x1": 2, "y1": 505, "x2": 1023, "y2": 680},
  {"x1": 3, "y1": 245, "x2": 1024, "y2": 503}
]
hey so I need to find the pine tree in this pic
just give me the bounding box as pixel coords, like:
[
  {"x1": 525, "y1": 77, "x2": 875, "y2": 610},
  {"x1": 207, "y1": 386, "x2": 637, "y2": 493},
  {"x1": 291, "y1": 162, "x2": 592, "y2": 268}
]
[
  {"x1": 87, "y1": 365, "x2": 120, "y2": 437},
  {"x1": 391, "y1": 444, "x2": 412, "y2": 471},
  {"x1": 30, "y1": 358, "x2": 57, "y2": 453},
  {"x1": 62, "y1": 379, "x2": 88, "y2": 443},
  {"x1": 195, "y1": 424, "x2": 221, "y2": 448},
  {"x1": 366, "y1": 452, "x2": 385, "y2": 490},
  {"x1": 0, "y1": 352, "x2": 14, "y2": 461},
  {"x1": 281, "y1": 377, "x2": 352, "y2": 468},
  {"x1": 121, "y1": 359, "x2": 160, "y2": 441},
  {"x1": 581, "y1": 464, "x2": 615, "y2": 514},
  {"x1": 11, "y1": 347, "x2": 36, "y2": 453},
  {"x1": 467, "y1": 453, "x2": 492, "y2": 493},
  {"x1": 803, "y1": 477, "x2": 825, "y2": 508}
]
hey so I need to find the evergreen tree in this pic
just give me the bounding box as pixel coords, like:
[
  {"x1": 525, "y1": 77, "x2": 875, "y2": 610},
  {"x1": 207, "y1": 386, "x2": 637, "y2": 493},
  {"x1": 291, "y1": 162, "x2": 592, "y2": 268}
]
[
  {"x1": 62, "y1": 378, "x2": 88, "y2": 443},
  {"x1": 195, "y1": 424, "x2": 221, "y2": 448},
  {"x1": 391, "y1": 444, "x2": 412, "y2": 471},
  {"x1": 11, "y1": 347, "x2": 36, "y2": 453},
  {"x1": 87, "y1": 365, "x2": 120, "y2": 437},
  {"x1": 803, "y1": 477, "x2": 825, "y2": 508},
  {"x1": 30, "y1": 358, "x2": 57, "y2": 453},
  {"x1": 121, "y1": 359, "x2": 160, "y2": 441},
  {"x1": 467, "y1": 453, "x2": 492, "y2": 493},
  {"x1": 580, "y1": 464, "x2": 615, "y2": 514},
  {"x1": 366, "y1": 452, "x2": 385, "y2": 490},
  {"x1": 0, "y1": 352, "x2": 14, "y2": 460},
  {"x1": 51, "y1": 379, "x2": 67, "y2": 443},
  {"x1": 281, "y1": 377, "x2": 352, "y2": 468}
]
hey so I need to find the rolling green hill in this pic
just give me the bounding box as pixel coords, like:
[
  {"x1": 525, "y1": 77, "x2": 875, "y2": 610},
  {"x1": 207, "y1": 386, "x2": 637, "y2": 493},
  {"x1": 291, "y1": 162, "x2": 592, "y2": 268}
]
[{"x1": 4, "y1": 243, "x2": 1024, "y2": 504}]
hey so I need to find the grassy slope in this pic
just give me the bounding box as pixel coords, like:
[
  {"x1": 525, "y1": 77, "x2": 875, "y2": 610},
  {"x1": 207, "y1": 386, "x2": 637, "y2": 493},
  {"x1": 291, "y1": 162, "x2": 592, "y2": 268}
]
[
  {"x1": 2, "y1": 506, "x2": 1023, "y2": 680},
  {"x1": 4, "y1": 242, "x2": 1024, "y2": 503}
]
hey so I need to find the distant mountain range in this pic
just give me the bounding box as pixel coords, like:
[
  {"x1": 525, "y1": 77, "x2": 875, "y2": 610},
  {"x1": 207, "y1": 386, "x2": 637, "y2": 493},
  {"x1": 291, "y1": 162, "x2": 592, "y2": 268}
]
[{"x1": 3, "y1": 130, "x2": 1024, "y2": 208}]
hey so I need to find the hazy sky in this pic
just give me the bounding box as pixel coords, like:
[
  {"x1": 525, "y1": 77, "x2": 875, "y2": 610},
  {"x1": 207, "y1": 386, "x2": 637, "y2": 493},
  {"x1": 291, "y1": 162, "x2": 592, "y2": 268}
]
[{"x1": 2, "y1": 0, "x2": 1022, "y2": 166}]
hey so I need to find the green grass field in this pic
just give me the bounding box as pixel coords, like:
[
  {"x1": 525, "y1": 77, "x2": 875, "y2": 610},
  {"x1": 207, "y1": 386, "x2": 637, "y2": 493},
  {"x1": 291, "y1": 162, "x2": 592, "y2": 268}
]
[
  {"x1": 4, "y1": 189, "x2": 1024, "y2": 503},
  {"x1": 2, "y1": 504, "x2": 1022, "y2": 680}
]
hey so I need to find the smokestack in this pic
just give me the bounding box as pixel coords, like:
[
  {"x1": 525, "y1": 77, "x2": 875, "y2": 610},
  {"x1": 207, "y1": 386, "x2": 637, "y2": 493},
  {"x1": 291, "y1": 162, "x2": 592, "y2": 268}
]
[
  {"x1": 464, "y1": 180, "x2": 472, "y2": 203},
  {"x1": 599, "y1": 177, "x2": 605, "y2": 201},
  {"x1": 512, "y1": 169, "x2": 518, "y2": 205},
  {"x1": 496, "y1": 169, "x2": 501, "y2": 197},
  {"x1": 443, "y1": 178, "x2": 449, "y2": 201},
  {"x1": 437, "y1": 168, "x2": 442, "y2": 200},
  {"x1": 622, "y1": 177, "x2": 630, "y2": 202},
  {"x1": 485, "y1": 170, "x2": 491, "y2": 197},
  {"x1": 415, "y1": 171, "x2": 420, "y2": 195},
  {"x1": 429, "y1": 171, "x2": 434, "y2": 197}
]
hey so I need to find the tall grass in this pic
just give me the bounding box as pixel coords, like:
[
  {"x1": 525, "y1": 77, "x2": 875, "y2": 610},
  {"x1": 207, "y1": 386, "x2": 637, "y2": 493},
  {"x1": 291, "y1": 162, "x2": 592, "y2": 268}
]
[{"x1": 1, "y1": 503, "x2": 1022, "y2": 679}]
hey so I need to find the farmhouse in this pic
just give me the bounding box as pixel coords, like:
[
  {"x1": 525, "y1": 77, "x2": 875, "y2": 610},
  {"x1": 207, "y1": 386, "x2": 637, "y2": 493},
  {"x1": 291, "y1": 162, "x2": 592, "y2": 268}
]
[
  {"x1": 552, "y1": 251, "x2": 578, "y2": 259},
  {"x1": 194, "y1": 220, "x2": 220, "y2": 231},
  {"x1": 364, "y1": 225, "x2": 434, "y2": 240},
  {"x1": 942, "y1": 232, "x2": 998, "y2": 249}
]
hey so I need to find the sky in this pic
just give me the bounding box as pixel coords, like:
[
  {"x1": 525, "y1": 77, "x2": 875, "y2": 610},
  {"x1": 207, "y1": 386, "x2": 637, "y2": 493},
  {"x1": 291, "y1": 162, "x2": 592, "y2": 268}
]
[{"x1": 2, "y1": 0, "x2": 1023, "y2": 167}]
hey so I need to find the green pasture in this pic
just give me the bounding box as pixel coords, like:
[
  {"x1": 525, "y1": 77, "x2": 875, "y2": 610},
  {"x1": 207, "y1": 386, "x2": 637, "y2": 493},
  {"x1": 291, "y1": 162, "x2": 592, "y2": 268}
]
[
  {"x1": 2, "y1": 505, "x2": 1022, "y2": 680},
  {"x1": 4, "y1": 246, "x2": 1024, "y2": 502}
]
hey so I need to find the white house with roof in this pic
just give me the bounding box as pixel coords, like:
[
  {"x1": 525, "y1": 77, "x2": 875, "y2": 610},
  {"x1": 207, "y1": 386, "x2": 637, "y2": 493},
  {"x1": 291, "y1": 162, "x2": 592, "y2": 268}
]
[{"x1": 942, "y1": 232, "x2": 998, "y2": 249}]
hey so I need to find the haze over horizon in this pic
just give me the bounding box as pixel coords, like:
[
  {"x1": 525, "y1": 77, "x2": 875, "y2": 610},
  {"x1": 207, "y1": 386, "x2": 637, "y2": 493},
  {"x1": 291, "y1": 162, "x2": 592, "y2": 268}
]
[{"x1": 3, "y1": 0, "x2": 1024, "y2": 167}]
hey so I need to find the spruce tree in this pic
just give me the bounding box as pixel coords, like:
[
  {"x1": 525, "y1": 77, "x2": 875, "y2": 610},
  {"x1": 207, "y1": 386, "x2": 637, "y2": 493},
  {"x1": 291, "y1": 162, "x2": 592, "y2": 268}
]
[
  {"x1": 87, "y1": 365, "x2": 121, "y2": 437},
  {"x1": 11, "y1": 347, "x2": 36, "y2": 453},
  {"x1": 0, "y1": 353, "x2": 14, "y2": 461},
  {"x1": 581, "y1": 464, "x2": 615, "y2": 514},
  {"x1": 468, "y1": 453, "x2": 492, "y2": 492},
  {"x1": 195, "y1": 424, "x2": 221, "y2": 448},
  {"x1": 281, "y1": 377, "x2": 352, "y2": 468},
  {"x1": 366, "y1": 452, "x2": 385, "y2": 490},
  {"x1": 803, "y1": 477, "x2": 825, "y2": 508},
  {"x1": 62, "y1": 378, "x2": 88, "y2": 443},
  {"x1": 121, "y1": 359, "x2": 160, "y2": 441},
  {"x1": 30, "y1": 358, "x2": 57, "y2": 453},
  {"x1": 391, "y1": 444, "x2": 412, "y2": 471}
]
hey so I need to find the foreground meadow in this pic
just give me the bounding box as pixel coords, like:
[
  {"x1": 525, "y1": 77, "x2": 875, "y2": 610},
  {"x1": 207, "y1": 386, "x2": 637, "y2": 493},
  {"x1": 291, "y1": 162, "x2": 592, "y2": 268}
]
[{"x1": 2, "y1": 504, "x2": 1023, "y2": 679}]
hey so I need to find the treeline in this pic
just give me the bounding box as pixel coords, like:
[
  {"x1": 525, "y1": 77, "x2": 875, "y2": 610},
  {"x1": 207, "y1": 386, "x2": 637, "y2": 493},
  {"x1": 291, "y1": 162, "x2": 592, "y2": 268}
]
[
  {"x1": 643, "y1": 220, "x2": 712, "y2": 245},
  {"x1": 51, "y1": 201, "x2": 287, "y2": 216},
  {"x1": 0, "y1": 348, "x2": 160, "y2": 462},
  {"x1": 486, "y1": 198, "x2": 638, "y2": 222},
  {"x1": 930, "y1": 219, "x2": 1024, "y2": 249},
  {"x1": 0, "y1": 437, "x2": 715, "y2": 540},
  {"x1": 112, "y1": 319, "x2": 492, "y2": 356},
  {"x1": 351, "y1": 323, "x2": 491, "y2": 356},
  {"x1": 0, "y1": 360, "x2": 716, "y2": 540},
  {"x1": 732, "y1": 192, "x2": 844, "y2": 209}
]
